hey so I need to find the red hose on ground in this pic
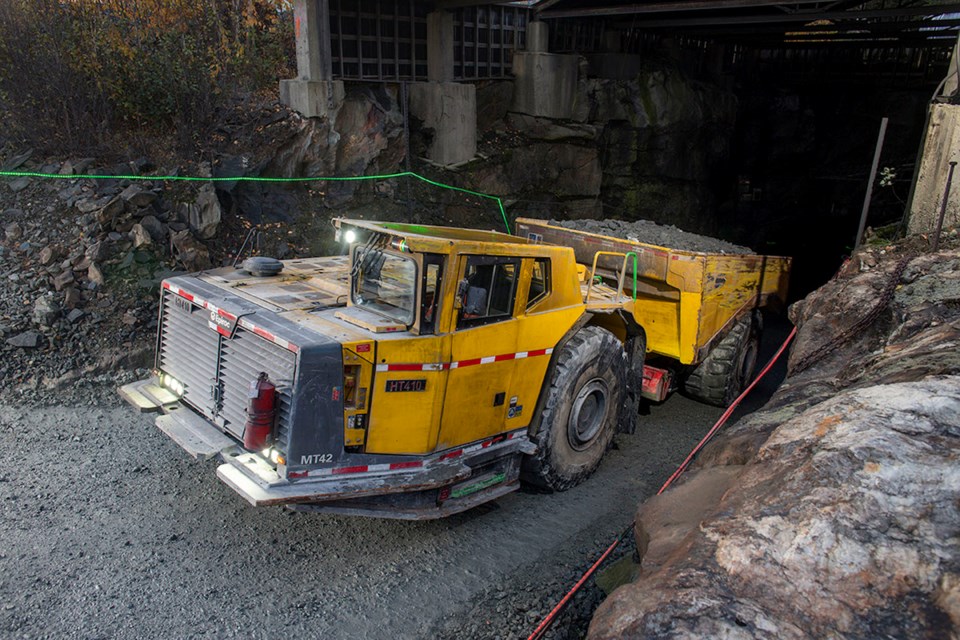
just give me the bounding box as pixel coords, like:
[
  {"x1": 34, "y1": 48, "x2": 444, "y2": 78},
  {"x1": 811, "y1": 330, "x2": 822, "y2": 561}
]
[
  {"x1": 657, "y1": 325, "x2": 797, "y2": 495},
  {"x1": 526, "y1": 325, "x2": 798, "y2": 640}
]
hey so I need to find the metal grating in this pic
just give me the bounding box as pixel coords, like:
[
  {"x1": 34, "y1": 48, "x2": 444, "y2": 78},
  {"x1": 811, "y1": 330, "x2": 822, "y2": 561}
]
[
  {"x1": 219, "y1": 330, "x2": 296, "y2": 448},
  {"x1": 330, "y1": 1, "x2": 529, "y2": 81},
  {"x1": 158, "y1": 291, "x2": 297, "y2": 455},
  {"x1": 453, "y1": 6, "x2": 528, "y2": 80},
  {"x1": 331, "y1": 0, "x2": 429, "y2": 81}
]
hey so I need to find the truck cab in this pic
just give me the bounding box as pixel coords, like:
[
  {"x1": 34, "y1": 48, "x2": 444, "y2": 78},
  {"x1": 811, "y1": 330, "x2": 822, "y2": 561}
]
[{"x1": 122, "y1": 219, "x2": 593, "y2": 519}]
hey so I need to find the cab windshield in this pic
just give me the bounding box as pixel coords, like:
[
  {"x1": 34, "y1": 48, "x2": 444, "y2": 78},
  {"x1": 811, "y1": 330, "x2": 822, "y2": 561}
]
[{"x1": 352, "y1": 246, "x2": 417, "y2": 325}]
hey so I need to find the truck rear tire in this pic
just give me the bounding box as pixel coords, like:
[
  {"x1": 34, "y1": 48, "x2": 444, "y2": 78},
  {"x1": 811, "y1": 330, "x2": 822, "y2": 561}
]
[
  {"x1": 522, "y1": 326, "x2": 626, "y2": 491},
  {"x1": 683, "y1": 314, "x2": 761, "y2": 407}
]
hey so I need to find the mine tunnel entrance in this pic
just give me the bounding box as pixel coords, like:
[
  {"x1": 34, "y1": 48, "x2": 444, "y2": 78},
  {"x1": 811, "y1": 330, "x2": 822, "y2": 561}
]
[
  {"x1": 721, "y1": 69, "x2": 936, "y2": 299},
  {"x1": 274, "y1": 1, "x2": 957, "y2": 301}
]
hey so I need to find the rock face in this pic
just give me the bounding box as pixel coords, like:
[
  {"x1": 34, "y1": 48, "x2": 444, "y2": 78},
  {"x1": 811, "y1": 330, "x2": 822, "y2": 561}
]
[
  {"x1": 589, "y1": 236, "x2": 960, "y2": 639},
  {"x1": 465, "y1": 60, "x2": 736, "y2": 232}
]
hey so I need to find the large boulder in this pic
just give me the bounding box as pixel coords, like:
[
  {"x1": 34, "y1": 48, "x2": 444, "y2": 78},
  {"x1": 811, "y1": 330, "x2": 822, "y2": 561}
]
[{"x1": 589, "y1": 237, "x2": 960, "y2": 639}]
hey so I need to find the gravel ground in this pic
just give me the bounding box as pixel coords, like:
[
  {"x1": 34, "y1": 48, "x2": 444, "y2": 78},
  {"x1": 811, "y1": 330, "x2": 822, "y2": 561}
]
[
  {"x1": 0, "y1": 388, "x2": 726, "y2": 640},
  {"x1": 550, "y1": 218, "x2": 753, "y2": 254}
]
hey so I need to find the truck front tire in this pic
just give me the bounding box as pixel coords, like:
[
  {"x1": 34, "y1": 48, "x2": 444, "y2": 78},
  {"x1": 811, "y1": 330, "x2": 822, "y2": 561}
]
[
  {"x1": 683, "y1": 313, "x2": 761, "y2": 407},
  {"x1": 522, "y1": 326, "x2": 626, "y2": 491}
]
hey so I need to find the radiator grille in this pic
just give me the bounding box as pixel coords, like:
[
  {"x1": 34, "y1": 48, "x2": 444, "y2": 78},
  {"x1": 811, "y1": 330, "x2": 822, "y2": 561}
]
[{"x1": 158, "y1": 290, "x2": 296, "y2": 453}]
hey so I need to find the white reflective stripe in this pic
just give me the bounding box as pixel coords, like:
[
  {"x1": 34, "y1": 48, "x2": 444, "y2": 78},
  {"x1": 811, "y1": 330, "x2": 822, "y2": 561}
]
[
  {"x1": 479, "y1": 356, "x2": 496, "y2": 364},
  {"x1": 375, "y1": 364, "x2": 389, "y2": 372},
  {"x1": 515, "y1": 351, "x2": 529, "y2": 359}
]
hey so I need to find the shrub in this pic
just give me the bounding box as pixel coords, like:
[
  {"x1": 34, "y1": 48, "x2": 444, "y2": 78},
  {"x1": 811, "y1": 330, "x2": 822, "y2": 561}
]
[{"x1": 0, "y1": 0, "x2": 294, "y2": 153}]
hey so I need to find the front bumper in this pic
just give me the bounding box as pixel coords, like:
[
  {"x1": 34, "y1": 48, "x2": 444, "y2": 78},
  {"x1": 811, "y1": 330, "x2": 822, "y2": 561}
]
[{"x1": 119, "y1": 378, "x2": 526, "y2": 510}]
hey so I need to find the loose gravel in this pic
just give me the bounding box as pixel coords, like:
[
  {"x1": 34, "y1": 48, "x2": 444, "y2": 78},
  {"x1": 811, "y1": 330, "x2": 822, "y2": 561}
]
[
  {"x1": 0, "y1": 390, "x2": 723, "y2": 640},
  {"x1": 551, "y1": 218, "x2": 753, "y2": 254}
]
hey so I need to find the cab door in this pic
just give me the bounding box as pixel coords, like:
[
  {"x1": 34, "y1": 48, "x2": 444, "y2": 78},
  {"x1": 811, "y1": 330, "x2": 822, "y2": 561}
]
[{"x1": 437, "y1": 254, "x2": 523, "y2": 449}]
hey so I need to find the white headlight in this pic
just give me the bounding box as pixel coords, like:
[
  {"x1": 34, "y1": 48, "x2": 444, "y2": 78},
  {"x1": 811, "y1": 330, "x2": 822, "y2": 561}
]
[{"x1": 344, "y1": 229, "x2": 357, "y2": 244}]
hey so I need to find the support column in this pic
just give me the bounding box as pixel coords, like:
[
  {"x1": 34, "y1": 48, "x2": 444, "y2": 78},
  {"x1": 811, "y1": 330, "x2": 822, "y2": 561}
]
[
  {"x1": 409, "y1": 10, "x2": 477, "y2": 165},
  {"x1": 907, "y1": 34, "x2": 960, "y2": 234},
  {"x1": 280, "y1": 0, "x2": 344, "y2": 119},
  {"x1": 510, "y1": 22, "x2": 579, "y2": 119},
  {"x1": 586, "y1": 28, "x2": 644, "y2": 80}
]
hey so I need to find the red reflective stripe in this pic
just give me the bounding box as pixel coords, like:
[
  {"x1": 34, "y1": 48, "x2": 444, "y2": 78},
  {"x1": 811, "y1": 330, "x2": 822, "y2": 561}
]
[
  {"x1": 287, "y1": 471, "x2": 308, "y2": 479},
  {"x1": 332, "y1": 465, "x2": 368, "y2": 475},
  {"x1": 388, "y1": 363, "x2": 427, "y2": 372},
  {"x1": 494, "y1": 353, "x2": 514, "y2": 362},
  {"x1": 440, "y1": 449, "x2": 463, "y2": 461},
  {"x1": 181, "y1": 291, "x2": 195, "y2": 302},
  {"x1": 218, "y1": 309, "x2": 236, "y2": 320},
  {"x1": 528, "y1": 348, "x2": 548, "y2": 357},
  {"x1": 389, "y1": 461, "x2": 423, "y2": 470},
  {"x1": 457, "y1": 358, "x2": 482, "y2": 368},
  {"x1": 252, "y1": 327, "x2": 273, "y2": 340}
]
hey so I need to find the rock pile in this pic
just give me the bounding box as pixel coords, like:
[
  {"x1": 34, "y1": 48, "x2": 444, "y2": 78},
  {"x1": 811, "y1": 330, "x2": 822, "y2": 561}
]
[
  {"x1": 0, "y1": 151, "x2": 225, "y2": 401},
  {"x1": 588, "y1": 231, "x2": 960, "y2": 639}
]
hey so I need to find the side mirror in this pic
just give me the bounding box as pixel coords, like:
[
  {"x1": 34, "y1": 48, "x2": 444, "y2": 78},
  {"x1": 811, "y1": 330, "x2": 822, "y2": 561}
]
[{"x1": 455, "y1": 278, "x2": 469, "y2": 309}]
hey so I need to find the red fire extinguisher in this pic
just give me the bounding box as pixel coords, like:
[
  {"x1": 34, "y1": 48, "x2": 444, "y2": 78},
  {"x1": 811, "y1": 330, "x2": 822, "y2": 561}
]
[{"x1": 244, "y1": 372, "x2": 276, "y2": 451}]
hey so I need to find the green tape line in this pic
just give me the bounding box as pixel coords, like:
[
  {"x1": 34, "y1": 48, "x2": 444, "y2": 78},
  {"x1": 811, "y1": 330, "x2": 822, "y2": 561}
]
[{"x1": 0, "y1": 169, "x2": 512, "y2": 234}]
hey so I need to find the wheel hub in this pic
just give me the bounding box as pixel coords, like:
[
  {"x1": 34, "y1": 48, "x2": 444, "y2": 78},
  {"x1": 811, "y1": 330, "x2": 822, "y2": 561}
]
[{"x1": 567, "y1": 378, "x2": 609, "y2": 451}]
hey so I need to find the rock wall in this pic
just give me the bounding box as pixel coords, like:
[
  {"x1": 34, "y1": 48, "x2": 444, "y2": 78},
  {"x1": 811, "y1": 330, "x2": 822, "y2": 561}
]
[
  {"x1": 462, "y1": 60, "x2": 736, "y2": 232},
  {"x1": 589, "y1": 232, "x2": 960, "y2": 639}
]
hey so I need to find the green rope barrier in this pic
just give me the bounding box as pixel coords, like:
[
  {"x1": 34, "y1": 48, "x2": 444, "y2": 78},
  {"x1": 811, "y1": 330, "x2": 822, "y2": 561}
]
[{"x1": 0, "y1": 169, "x2": 512, "y2": 234}]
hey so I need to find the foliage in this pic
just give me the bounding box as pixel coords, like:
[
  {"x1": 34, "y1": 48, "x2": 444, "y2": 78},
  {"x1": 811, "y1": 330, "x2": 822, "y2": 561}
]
[{"x1": 0, "y1": 0, "x2": 294, "y2": 153}]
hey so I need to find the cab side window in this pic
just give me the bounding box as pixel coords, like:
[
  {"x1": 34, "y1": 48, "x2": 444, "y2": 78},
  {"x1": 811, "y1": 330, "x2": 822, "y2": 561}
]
[
  {"x1": 527, "y1": 258, "x2": 551, "y2": 311},
  {"x1": 420, "y1": 254, "x2": 444, "y2": 334},
  {"x1": 457, "y1": 256, "x2": 520, "y2": 329}
]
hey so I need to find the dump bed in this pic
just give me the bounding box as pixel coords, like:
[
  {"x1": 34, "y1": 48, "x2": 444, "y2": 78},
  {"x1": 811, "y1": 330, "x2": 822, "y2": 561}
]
[{"x1": 515, "y1": 218, "x2": 791, "y2": 366}]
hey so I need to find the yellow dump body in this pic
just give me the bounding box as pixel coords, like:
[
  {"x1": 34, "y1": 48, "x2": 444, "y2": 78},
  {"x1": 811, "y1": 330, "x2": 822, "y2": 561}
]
[{"x1": 514, "y1": 219, "x2": 791, "y2": 365}]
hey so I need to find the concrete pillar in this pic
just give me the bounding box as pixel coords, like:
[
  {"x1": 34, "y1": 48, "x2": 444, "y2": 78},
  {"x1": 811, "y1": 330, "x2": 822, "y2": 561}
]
[
  {"x1": 427, "y1": 11, "x2": 455, "y2": 82},
  {"x1": 280, "y1": 0, "x2": 344, "y2": 119},
  {"x1": 527, "y1": 21, "x2": 550, "y2": 53},
  {"x1": 409, "y1": 83, "x2": 477, "y2": 166},
  {"x1": 409, "y1": 9, "x2": 477, "y2": 165},
  {"x1": 602, "y1": 30, "x2": 621, "y2": 54},
  {"x1": 511, "y1": 22, "x2": 579, "y2": 119},
  {"x1": 943, "y1": 34, "x2": 960, "y2": 98},
  {"x1": 907, "y1": 103, "x2": 960, "y2": 234}
]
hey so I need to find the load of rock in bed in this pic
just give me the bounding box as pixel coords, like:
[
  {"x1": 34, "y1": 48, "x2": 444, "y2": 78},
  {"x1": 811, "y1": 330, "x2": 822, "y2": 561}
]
[
  {"x1": 589, "y1": 229, "x2": 960, "y2": 639},
  {"x1": 550, "y1": 218, "x2": 753, "y2": 254}
]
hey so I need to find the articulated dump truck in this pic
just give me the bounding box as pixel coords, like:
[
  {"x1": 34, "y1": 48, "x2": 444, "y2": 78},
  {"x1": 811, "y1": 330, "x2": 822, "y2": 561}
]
[{"x1": 120, "y1": 218, "x2": 790, "y2": 519}]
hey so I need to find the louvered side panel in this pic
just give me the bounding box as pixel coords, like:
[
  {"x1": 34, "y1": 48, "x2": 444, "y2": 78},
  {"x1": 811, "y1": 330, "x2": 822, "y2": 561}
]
[
  {"x1": 219, "y1": 329, "x2": 297, "y2": 452},
  {"x1": 158, "y1": 292, "x2": 219, "y2": 420}
]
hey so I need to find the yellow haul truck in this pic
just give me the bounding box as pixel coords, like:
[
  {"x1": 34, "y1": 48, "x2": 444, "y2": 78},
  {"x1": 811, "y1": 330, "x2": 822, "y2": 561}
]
[{"x1": 120, "y1": 218, "x2": 790, "y2": 519}]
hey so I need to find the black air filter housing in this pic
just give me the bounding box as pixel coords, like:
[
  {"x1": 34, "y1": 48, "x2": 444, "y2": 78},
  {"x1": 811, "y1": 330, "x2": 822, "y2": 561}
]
[{"x1": 241, "y1": 257, "x2": 284, "y2": 277}]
